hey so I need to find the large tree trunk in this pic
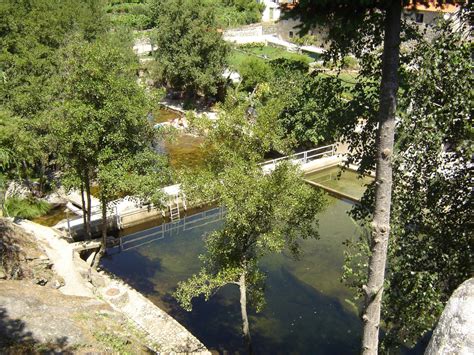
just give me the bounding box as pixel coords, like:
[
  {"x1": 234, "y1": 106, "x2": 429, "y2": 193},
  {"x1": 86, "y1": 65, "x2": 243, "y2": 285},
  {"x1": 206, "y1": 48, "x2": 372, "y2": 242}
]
[
  {"x1": 361, "y1": 1, "x2": 401, "y2": 354},
  {"x1": 239, "y1": 271, "x2": 253, "y2": 354}
]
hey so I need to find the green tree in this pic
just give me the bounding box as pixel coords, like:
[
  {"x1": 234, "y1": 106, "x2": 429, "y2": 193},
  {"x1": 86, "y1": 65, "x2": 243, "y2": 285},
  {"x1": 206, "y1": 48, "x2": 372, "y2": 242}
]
[
  {"x1": 290, "y1": 1, "x2": 465, "y2": 352},
  {"x1": 0, "y1": 0, "x2": 107, "y2": 195},
  {"x1": 174, "y1": 96, "x2": 325, "y2": 353},
  {"x1": 238, "y1": 57, "x2": 273, "y2": 91},
  {"x1": 54, "y1": 33, "x2": 169, "y2": 254},
  {"x1": 150, "y1": 0, "x2": 229, "y2": 98},
  {"x1": 344, "y1": 18, "x2": 472, "y2": 350},
  {"x1": 215, "y1": 0, "x2": 265, "y2": 28},
  {"x1": 274, "y1": 73, "x2": 345, "y2": 148}
]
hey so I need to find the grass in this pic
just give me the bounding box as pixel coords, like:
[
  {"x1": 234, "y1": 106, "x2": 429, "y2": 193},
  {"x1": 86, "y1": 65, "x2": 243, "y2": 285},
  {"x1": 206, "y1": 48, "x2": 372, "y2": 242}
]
[
  {"x1": 229, "y1": 45, "x2": 313, "y2": 71},
  {"x1": 93, "y1": 332, "x2": 130, "y2": 353},
  {"x1": 4, "y1": 197, "x2": 51, "y2": 219}
]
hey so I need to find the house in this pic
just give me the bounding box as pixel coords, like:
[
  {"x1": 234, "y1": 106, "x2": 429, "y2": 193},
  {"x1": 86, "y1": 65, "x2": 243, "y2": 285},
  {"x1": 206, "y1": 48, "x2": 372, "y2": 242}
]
[
  {"x1": 258, "y1": 0, "x2": 297, "y2": 22},
  {"x1": 262, "y1": 0, "x2": 462, "y2": 45},
  {"x1": 403, "y1": 1, "x2": 460, "y2": 26}
]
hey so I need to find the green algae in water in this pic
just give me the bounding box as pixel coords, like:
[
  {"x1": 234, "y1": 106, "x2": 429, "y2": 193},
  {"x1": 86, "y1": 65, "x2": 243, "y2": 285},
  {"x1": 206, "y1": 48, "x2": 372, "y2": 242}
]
[
  {"x1": 152, "y1": 107, "x2": 181, "y2": 124},
  {"x1": 32, "y1": 204, "x2": 68, "y2": 227},
  {"x1": 305, "y1": 167, "x2": 373, "y2": 200},
  {"x1": 101, "y1": 197, "x2": 363, "y2": 354},
  {"x1": 164, "y1": 134, "x2": 206, "y2": 170}
]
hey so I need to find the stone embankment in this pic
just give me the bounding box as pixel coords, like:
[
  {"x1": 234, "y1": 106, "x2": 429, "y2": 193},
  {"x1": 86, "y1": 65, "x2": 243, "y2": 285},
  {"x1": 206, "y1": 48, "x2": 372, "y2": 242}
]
[{"x1": 0, "y1": 218, "x2": 210, "y2": 354}]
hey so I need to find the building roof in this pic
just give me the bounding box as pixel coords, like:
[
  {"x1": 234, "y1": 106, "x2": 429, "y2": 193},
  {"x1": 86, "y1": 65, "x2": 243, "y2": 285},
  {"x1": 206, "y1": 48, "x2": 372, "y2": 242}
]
[{"x1": 405, "y1": 1, "x2": 460, "y2": 13}]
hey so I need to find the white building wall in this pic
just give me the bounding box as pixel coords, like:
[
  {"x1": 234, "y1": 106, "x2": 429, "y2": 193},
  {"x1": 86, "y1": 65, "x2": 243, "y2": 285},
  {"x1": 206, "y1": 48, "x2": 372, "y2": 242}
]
[{"x1": 260, "y1": 0, "x2": 282, "y2": 22}]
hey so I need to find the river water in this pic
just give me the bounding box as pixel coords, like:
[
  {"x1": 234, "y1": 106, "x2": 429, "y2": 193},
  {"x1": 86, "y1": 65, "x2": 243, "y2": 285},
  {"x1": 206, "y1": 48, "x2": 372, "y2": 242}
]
[{"x1": 101, "y1": 188, "x2": 364, "y2": 353}]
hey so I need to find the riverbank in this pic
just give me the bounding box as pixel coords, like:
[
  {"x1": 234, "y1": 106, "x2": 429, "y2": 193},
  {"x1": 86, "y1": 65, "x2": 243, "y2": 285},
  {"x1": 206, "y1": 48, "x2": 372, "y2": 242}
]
[{"x1": 0, "y1": 218, "x2": 209, "y2": 354}]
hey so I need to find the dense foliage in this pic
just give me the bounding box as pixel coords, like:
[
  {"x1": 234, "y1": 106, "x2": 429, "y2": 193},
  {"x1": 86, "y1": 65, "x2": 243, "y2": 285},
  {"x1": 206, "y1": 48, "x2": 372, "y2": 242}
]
[
  {"x1": 175, "y1": 96, "x2": 325, "y2": 351},
  {"x1": 150, "y1": 0, "x2": 229, "y2": 98},
  {"x1": 215, "y1": 0, "x2": 265, "y2": 28},
  {"x1": 342, "y1": 18, "x2": 473, "y2": 349},
  {"x1": 0, "y1": 0, "x2": 108, "y2": 193},
  {"x1": 54, "y1": 32, "x2": 169, "y2": 245},
  {"x1": 106, "y1": 0, "x2": 153, "y2": 30},
  {"x1": 106, "y1": 0, "x2": 264, "y2": 30}
]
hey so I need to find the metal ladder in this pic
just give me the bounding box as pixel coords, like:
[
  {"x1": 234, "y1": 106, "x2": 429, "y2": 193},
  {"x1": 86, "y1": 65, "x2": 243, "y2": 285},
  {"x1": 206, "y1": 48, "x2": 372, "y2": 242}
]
[{"x1": 169, "y1": 197, "x2": 180, "y2": 221}]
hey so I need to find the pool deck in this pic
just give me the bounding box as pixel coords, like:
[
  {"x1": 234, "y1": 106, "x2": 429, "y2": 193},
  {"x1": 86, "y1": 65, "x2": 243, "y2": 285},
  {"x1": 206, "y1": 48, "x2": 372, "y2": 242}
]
[{"x1": 303, "y1": 178, "x2": 361, "y2": 204}]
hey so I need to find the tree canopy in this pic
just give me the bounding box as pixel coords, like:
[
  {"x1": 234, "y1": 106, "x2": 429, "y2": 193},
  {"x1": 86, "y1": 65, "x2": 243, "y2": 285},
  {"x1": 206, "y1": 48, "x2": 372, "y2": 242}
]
[
  {"x1": 344, "y1": 18, "x2": 472, "y2": 349},
  {"x1": 150, "y1": 0, "x2": 229, "y2": 98},
  {"x1": 175, "y1": 97, "x2": 325, "y2": 352}
]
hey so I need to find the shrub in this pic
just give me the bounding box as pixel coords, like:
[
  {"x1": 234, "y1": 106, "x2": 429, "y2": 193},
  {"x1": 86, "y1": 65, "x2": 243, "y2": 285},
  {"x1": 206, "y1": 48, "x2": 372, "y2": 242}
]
[
  {"x1": 238, "y1": 57, "x2": 273, "y2": 91},
  {"x1": 270, "y1": 57, "x2": 309, "y2": 76},
  {"x1": 4, "y1": 197, "x2": 51, "y2": 219},
  {"x1": 342, "y1": 56, "x2": 359, "y2": 70}
]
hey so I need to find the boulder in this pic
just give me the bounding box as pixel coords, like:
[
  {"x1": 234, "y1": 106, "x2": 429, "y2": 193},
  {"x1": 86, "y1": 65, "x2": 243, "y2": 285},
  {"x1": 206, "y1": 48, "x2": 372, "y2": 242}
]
[{"x1": 425, "y1": 278, "x2": 474, "y2": 354}]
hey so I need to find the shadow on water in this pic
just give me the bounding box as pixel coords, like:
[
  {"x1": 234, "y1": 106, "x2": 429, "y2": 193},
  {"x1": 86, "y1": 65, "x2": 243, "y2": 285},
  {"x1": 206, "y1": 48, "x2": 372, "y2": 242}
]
[
  {"x1": 253, "y1": 266, "x2": 361, "y2": 354},
  {"x1": 100, "y1": 196, "x2": 429, "y2": 354},
  {"x1": 101, "y1": 250, "x2": 161, "y2": 296},
  {"x1": 99, "y1": 197, "x2": 365, "y2": 353}
]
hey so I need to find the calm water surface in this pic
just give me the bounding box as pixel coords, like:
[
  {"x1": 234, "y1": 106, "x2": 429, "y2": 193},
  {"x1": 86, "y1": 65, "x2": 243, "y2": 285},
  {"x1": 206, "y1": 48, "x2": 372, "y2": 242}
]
[
  {"x1": 101, "y1": 196, "x2": 363, "y2": 354},
  {"x1": 305, "y1": 167, "x2": 373, "y2": 200}
]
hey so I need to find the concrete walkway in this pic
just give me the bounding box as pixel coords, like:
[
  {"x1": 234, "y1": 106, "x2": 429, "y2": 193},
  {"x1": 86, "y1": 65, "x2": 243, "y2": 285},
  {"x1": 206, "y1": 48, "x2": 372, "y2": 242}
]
[
  {"x1": 98, "y1": 280, "x2": 209, "y2": 354},
  {"x1": 15, "y1": 220, "x2": 210, "y2": 354},
  {"x1": 17, "y1": 220, "x2": 94, "y2": 298}
]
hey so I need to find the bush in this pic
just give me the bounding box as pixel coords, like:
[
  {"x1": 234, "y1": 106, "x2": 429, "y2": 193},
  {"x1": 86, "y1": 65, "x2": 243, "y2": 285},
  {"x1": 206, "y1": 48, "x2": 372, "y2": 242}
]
[
  {"x1": 238, "y1": 43, "x2": 265, "y2": 50},
  {"x1": 4, "y1": 197, "x2": 51, "y2": 219},
  {"x1": 270, "y1": 57, "x2": 309, "y2": 76},
  {"x1": 238, "y1": 57, "x2": 273, "y2": 91},
  {"x1": 342, "y1": 56, "x2": 359, "y2": 70}
]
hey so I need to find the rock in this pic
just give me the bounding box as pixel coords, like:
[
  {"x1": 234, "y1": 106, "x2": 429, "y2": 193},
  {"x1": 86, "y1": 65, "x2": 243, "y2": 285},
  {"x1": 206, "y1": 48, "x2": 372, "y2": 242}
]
[
  {"x1": 89, "y1": 272, "x2": 106, "y2": 288},
  {"x1": 425, "y1": 278, "x2": 474, "y2": 355},
  {"x1": 49, "y1": 277, "x2": 65, "y2": 289},
  {"x1": 86, "y1": 251, "x2": 96, "y2": 266},
  {"x1": 36, "y1": 277, "x2": 48, "y2": 286}
]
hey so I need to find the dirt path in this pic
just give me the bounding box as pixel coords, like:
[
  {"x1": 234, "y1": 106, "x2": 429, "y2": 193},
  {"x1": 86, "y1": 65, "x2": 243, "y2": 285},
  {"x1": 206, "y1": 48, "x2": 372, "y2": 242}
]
[{"x1": 16, "y1": 220, "x2": 93, "y2": 298}]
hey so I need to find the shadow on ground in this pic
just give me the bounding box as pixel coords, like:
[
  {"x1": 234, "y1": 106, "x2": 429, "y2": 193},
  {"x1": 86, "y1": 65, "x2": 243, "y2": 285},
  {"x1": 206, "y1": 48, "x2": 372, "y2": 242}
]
[{"x1": 0, "y1": 307, "x2": 74, "y2": 354}]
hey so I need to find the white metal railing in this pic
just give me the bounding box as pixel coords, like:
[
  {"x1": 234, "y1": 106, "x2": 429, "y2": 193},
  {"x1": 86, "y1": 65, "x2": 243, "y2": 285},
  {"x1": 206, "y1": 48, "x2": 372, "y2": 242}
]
[
  {"x1": 260, "y1": 144, "x2": 337, "y2": 167},
  {"x1": 118, "y1": 206, "x2": 225, "y2": 251}
]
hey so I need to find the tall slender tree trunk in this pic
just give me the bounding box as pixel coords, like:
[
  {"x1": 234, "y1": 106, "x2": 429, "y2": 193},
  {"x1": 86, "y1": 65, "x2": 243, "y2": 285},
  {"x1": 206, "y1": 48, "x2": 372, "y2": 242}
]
[
  {"x1": 92, "y1": 197, "x2": 107, "y2": 270},
  {"x1": 239, "y1": 271, "x2": 253, "y2": 354},
  {"x1": 80, "y1": 181, "x2": 89, "y2": 239},
  {"x1": 361, "y1": 1, "x2": 401, "y2": 354},
  {"x1": 84, "y1": 172, "x2": 92, "y2": 239}
]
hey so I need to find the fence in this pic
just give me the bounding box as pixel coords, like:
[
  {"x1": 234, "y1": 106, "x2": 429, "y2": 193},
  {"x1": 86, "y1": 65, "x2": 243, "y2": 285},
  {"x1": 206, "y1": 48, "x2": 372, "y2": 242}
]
[
  {"x1": 118, "y1": 206, "x2": 225, "y2": 252},
  {"x1": 260, "y1": 144, "x2": 337, "y2": 168}
]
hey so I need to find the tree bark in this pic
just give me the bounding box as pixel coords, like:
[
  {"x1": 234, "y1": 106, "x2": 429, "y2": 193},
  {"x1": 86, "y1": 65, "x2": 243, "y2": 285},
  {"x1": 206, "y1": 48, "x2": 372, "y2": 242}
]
[
  {"x1": 84, "y1": 172, "x2": 92, "y2": 239},
  {"x1": 361, "y1": 1, "x2": 401, "y2": 354},
  {"x1": 92, "y1": 197, "x2": 107, "y2": 270},
  {"x1": 80, "y1": 181, "x2": 89, "y2": 238},
  {"x1": 239, "y1": 271, "x2": 253, "y2": 354}
]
